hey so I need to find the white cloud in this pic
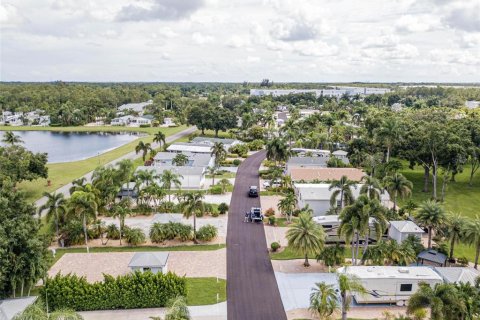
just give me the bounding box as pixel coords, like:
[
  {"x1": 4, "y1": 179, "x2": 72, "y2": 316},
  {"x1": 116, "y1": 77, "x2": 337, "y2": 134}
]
[
  {"x1": 116, "y1": 0, "x2": 205, "y2": 22},
  {"x1": 395, "y1": 15, "x2": 441, "y2": 33},
  {"x1": 0, "y1": 3, "x2": 24, "y2": 26},
  {"x1": 444, "y1": 2, "x2": 480, "y2": 32},
  {"x1": 191, "y1": 32, "x2": 214, "y2": 45}
]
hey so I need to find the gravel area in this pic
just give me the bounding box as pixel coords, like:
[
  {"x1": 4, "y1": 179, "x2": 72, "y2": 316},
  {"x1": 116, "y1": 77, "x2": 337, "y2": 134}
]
[
  {"x1": 49, "y1": 249, "x2": 226, "y2": 282},
  {"x1": 260, "y1": 195, "x2": 283, "y2": 214}
]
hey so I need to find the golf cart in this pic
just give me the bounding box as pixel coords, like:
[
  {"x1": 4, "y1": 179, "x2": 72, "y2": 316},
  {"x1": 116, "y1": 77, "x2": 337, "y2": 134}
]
[{"x1": 247, "y1": 207, "x2": 264, "y2": 223}]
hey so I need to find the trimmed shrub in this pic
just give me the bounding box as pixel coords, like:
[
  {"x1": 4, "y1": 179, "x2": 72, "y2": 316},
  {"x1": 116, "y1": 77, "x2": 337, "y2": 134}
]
[
  {"x1": 232, "y1": 159, "x2": 241, "y2": 166},
  {"x1": 209, "y1": 185, "x2": 223, "y2": 195},
  {"x1": 218, "y1": 203, "x2": 229, "y2": 215},
  {"x1": 106, "y1": 224, "x2": 120, "y2": 240},
  {"x1": 268, "y1": 216, "x2": 276, "y2": 226},
  {"x1": 248, "y1": 139, "x2": 264, "y2": 151},
  {"x1": 60, "y1": 220, "x2": 85, "y2": 246},
  {"x1": 41, "y1": 272, "x2": 187, "y2": 311},
  {"x1": 229, "y1": 144, "x2": 249, "y2": 157},
  {"x1": 457, "y1": 256, "x2": 469, "y2": 267},
  {"x1": 123, "y1": 227, "x2": 146, "y2": 246},
  {"x1": 264, "y1": 207, "x2": 275, "y2": 217},
  {"x1": 150, "y1": 222, "x2": 192, "y2": 243},
  {"x1": 196, "y1": 224, "x2": 218, "y2": 242},
  {"x1": 211, "y1": 211, "x2": 219, "y2": 218},
  {"x1": 271, "y1": 242, "x2": 280, "y2": 252}
]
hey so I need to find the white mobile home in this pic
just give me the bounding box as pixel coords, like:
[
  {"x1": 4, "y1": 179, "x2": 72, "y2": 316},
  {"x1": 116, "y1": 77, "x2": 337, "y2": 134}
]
[
  {"x1": 337, "y1": 266, "x2": 443, "y2": 306},
  {"x1": 136, "y1": 165, "x2": 206, "y2": 189}
]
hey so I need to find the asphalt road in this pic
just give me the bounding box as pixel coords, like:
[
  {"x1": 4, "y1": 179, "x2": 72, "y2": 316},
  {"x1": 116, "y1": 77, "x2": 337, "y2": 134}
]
[
  {"x1": 226, "y1": 150, "x2": 287, "y2": 320},
  {"x1": 36, "y1": 126, "x2": 197, "y2": 213}
]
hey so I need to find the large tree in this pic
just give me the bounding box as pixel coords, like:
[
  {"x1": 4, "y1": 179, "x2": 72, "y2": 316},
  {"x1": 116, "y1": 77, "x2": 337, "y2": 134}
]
[
  {"x1": 181, "y1": 192, "x2": 204, "y2": 243},
  {"x1": 0, "y1": 145, "x2": 48, "y2": 187},
  {"x1": 329, "y1": 175, "x2": 356, "y2": 210},
  {"x1": 68, "y1": 187, "x2": 98, "y2": 253},
  {"x1": 210, "y1": 142, "x2": 227, "y2": 168},
  {"x1": 383, "y1": 172, "x2": 413, "y2": 211},
  {"x1": 415, "y1": 200, "x2": 447, "y2": 249}
]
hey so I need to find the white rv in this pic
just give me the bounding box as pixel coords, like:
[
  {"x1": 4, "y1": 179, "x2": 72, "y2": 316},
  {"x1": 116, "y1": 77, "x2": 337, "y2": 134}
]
[{"x1": 337, "y1": 266, "x2": 443, "y2": 306}]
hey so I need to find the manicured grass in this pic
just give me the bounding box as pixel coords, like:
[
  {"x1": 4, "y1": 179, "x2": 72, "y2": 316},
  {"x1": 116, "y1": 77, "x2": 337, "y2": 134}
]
[
  {"x1": 50, "y1": 244, "x2": 226, "y2": 266},
  {"x1": 206, "y1": 172, "x2": 236, "y2": 179},
  {"x1": 260, "y1": 190, "x2": 285, "y2": 196},
  {"x1": 266, "y1": 217, "x2": 297, "y2": 227},
  {"x1": 14, "y1": 125, "x2": 187, "y2": 201},
  {"x1": 186, "y1": 277, "x2": 227, "y2": 306},
  {"x1": 399, "y1": 163, "x2": 480, "y2": 261},
  {"x1": 270, "y1": 246, "x2": 316, "y2": 260}
]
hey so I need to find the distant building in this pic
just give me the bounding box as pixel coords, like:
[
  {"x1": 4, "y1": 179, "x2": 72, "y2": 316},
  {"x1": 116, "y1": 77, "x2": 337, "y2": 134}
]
[
  {"x1": 111, "y1": 115, "x2": 152, "y2": 127},
  {"x1": 250, "y1": 87, "x2": 390, "y2": 98},
  {"x1": 287, "y1": 157, "x2": 329, "y2": 172},
  {"x1": 388, "y1": 221, "x2": 424, "y2": 244},
  {"x1": 290, "y1": 167, "x2": 365, "y2": 183},
  {"x1": 332, "y1": 150, "x2": 349, "y2": 164},
  {"x1": 465, "y1": 101, "x2": 480, "y2": 109},
  {"x1": 136, "y1": 165, "x2": 206, "y2": 189},
  {"x1": 163, "y1": 117, "x2": 175, "y2": 126},
  {"x1": 129, "y1": 252, "x2": 169, "y2": 274},
  {"x1": 190, "y1": 137, "x2": 240, "y2": 152},
  {"x1": 167, "y1": 142, "x2": 215, "y2": 154},
  {"x1": 118, "y1": 100, "x2": 153, "y2": 115}
]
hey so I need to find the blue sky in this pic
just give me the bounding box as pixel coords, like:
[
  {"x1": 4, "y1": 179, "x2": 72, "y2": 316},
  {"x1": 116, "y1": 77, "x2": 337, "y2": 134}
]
[{"x1": 1, "y1": 0, "x2": 479, "y2": 82}]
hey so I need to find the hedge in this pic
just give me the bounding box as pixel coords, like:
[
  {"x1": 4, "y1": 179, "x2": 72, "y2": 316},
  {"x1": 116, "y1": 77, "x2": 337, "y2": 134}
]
[{"x1": 42, "y1": 272, "x2": 187, "y2": 311}]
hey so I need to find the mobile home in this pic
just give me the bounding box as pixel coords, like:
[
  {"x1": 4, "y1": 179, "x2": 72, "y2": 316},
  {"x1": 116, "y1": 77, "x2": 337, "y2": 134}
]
[{"x1": 337, "y1": 266, "x2": 443, "y2": 306}]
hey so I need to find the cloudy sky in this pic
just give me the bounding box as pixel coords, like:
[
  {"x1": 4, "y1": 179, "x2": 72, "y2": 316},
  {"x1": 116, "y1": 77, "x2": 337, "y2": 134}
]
[{"x1": 1, "y1": 0, "x2": 479, "y2": 82}]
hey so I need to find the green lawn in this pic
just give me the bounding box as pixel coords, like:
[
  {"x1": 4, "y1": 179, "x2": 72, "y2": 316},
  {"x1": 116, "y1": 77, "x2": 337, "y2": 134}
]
[
  {"x1": 12, "y1": 125, "x2": 187, "y2": 201},
  {"x1": 399, "y1": 163, "x2": 480, "y2": 261},
  {"x1": 186, "y1": 277, "x2": 227, "y2": 305}
]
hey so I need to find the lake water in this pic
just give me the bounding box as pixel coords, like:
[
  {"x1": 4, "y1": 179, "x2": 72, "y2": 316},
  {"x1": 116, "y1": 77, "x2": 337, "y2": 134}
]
[{"x1": 0, "y1": 131, "x2": 142, "y2": 163}]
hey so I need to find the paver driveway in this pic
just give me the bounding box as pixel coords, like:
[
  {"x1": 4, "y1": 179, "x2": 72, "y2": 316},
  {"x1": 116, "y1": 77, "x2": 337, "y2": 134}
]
[{"x1": 226, "y1": 150, "x2": 287, "y2": 320}]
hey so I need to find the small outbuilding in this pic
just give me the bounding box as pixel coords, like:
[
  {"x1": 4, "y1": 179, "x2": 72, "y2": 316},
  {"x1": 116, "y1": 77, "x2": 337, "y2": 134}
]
[
  {"x1": 388, "y1": 221, "x2": 424, "y2": 244},
  {"x1": 128, "y1": 252, "x2": 169, "y2": 274},
  {"x1": 417, "y1": 249, "x2": 447, "y2": 267}
]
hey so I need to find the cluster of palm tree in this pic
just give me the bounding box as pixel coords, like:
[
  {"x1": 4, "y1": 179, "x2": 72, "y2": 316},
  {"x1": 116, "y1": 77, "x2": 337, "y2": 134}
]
[{"x1": 134, "y1": 131, "x2": 167, "y2": 162}]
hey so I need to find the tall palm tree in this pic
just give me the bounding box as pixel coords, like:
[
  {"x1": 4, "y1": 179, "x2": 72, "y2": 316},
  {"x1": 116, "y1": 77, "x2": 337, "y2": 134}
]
[
  {"x1": 68, "y1": 189, "x2": 98, "y2": 253},
  {"x1": 464, "y1": 215, "x2": 480, "y2": 269},
  {"x1": 407, "y1": 283, "x2": 467, "y2": 320},
  {"x1": 218, "y1": 178, "x2": 232, "y2": 194},
  {"x1": 211, "y1": 142, "x2": 227, "y2": 168},
  {"x1": 415, "y1": 200, "x2": 447, "y2": 249},
  {"x1": 375, "y1": 118, "x2": 401, "y2": 163},
  {"x1": 159, "y1": 169, "x2": 183, "y2": 202},
  {"x1": 277, "y1": 192, "x2": 298, "y2": 222},
  {"x1": 112, "y1": 198, "x2": 132, "y2": 245},
  {"x1": 359, "y1": 176, "x2": 382, "y2": 200},
  {"x1": 172, "y1": 153, "x2": 189, "y2": 166},
  {"x1": 338, "y1": 273, "x2": 367, "y2": 320},
  {"x1": 2, "y1": 131, "x2": 23, "y2": 145},
  {"x1": 309, "y1": 282, "x2": 339, "y2": 320},
  {"x1": 445, "y1": 212, "x2": 466, "y2": 261},
  {"x1": 115, "y1": 159, "x2": 134, "y2": 185},
  {"x1": 135, "y1": 169, "x2": 156, "y2": 187},
  {"x1": 69, "y1": 177, "x2": 87, "y2": 195},
  {"x1": 182, "y1": 192, "x2": 204, "y2": 243},
  {"x1": 38, "y1": 192, "x2": 66, "y2": 237},
  {"x1": 266, "y1": 137, "x2": 290, "y2": 164},
  {"x1": 163, "y1": 295, "x2": 191, "y2": 320},
  {"x1": 286, "y1": 212, "x2": 326, "y2": 267},
  {"x1": 207, "y1": 166, "x2": 218, "y2": 186},
  {"x1": 135, "y1": 141, "x2": 152, "y2": 161},
  {"x1": 357, "y1": 196, "x2": 388, "y2": 264},
  {"x1": 383, "y1": 173, "x2": 413, "y2": 211},
  {"x1": 153, "y1": 131, "x2": 166, "y2": 150},
  {"x1": 329, "y1": 175, "x2": 356, "y2": 210}
]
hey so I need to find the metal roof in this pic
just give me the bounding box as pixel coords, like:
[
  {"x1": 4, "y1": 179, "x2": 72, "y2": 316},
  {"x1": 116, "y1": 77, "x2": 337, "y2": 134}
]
[
  {"x1": 136, "y1": 165, "x2": 205, "y2": 176},
  {"x1": 434, "y1": 267, "x2": 480, "y2": 285},
  {"x1": 337, "y1": 266, "x2": 442, "y2": 281},
  {"x1": 0, "y1": 297, "x2": 37, "y2": 320},
  {"x1": 417, "y1": 250, "x2": 447, "y2": 265},
  {"x1": 128, "y1": 252, "x2": 169, "y2": 268},
  {"x1": 167, "y1": 143, "x2": 213, "y2": 153},
  {"x1": 389, "y1": 221, "x2": 424, "y2": 234}
]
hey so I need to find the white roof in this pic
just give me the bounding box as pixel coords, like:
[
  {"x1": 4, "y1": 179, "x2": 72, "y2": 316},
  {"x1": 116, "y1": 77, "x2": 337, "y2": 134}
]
[
  {"x1": 153, "y1": 152, "x2": 211, "y2": 167},
  {"x1": 129, "y1": 252, "x2": 169, "y2": 268},
  {"x1": 167, "y1": 143, "x2": 213, "y2": 153},
  {"x1": 332, "y1": 150, "x2": 348, "y2": 156},
  {"x1": 291, "y1": 148, "x2": 331, "y2": 154},
  {"x1": 389, "y1": 221, "x2": 424, "y2": 234},
  {"x1": 0, "y1": 297, "x2": 37, "y2": 320},
  {"x1": 190, "y1": 137, "x2": 238, "y2": 146},
  {"x1": 118, "y1": 100, "x2": 153, "y2": 112},
  {"x1": 313, "y1": 215, "x2": 375, "y2": 226},
  {"x1": 295, "y1": 183, "x2": 390, "y2": 202},
  {"x1": 136, "y1": 165, "x2": 205, "y2": 176},
  {"x1": 338, "y1": 266, "x2": 443, "y2": 281},
  {"x1": 434, "y1": 267, "x2": 480, "y2": 285}
]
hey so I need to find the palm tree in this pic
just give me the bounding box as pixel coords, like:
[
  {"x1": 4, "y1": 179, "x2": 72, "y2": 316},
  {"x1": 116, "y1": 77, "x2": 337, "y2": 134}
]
[
  {"x1": 172, "y1": 153, "x2": 189, "y2": 166},
  {"x1": 266, "y1": 137, "x2": 290, "y2": 164},
  {"x1": 445, "y1": 212, "x2": 466, "y2": 261},
  {"x1": 207, "y1": 166, "x2": 218, "y2": 186},
  {"x1": 68, "y1": 189, "x2": 98, "y2": 253},
  {"x1": 329, "y1": 175, "x2": 356, "y2": 210},
  {"x1": 38, "y1": 192, "x2": 66, "y2": 237},
  {"x1": 375, "y1": 118, "x2": 401, "y2": 162},
  {"x1": 163, "y1": 296, "x2": 191, "y2": 320},
  {"x1": 153, "y1": 131, "x2": 166, "y2": 150},
  {"x1": 135, "y1": 141, "x2": 152, "y2": 162},
  {"x1": 69, "y1": 177, "x2": 87, "y2": 195},
  {"x1": 13, "y1": 303, "x2": 83, "y2": 320},
  {"x1": 116, "y1": 159, "x2": 134, "y2": 185},
  {"x1": 338, "y1": 273, "x2": 367, "y2": 320},
  {"x1": 218, "y1": 178, "x2": 232, "y2": 194},
  {"x1": 286, "y1": 212, "x2": 326, "y2": 267},
  {"x1": 182, "y1": 192, "x2": 204, "y2": 243},
  {"x1": 277, "y1": 192, "x2": 297, "y2": 222},
  {"x1": 383, "y1": 173, "x2": 413, "y2": 211},
  {"x1": 159, "y1": 170, "x2": 183, "y2": 202},
  {"x1": 2, "y1": 131, "x2": 23, "y2": 145},
  {"x1": 135, "y1": 169, "x2": 156, "y2": 187},
  {"x1": 407, "y1": 283, "x2": 467, "y2": 320},
  {"x1": 211, "y1": 141, "x2": 227, "y2": 168},
  {"x1": 112, "y1": 198, "x2": 132, "y2": 245},
  {"x1": 309, "y1": 282, "x2": 339, "y2": 320},
  {"x1": 464, "y1": 215, "x2": 480, "y2": 269},
  {"x1": 415, "y1": 200, "x2": 447, "y2": 249},
  {"x1": 360, "y1": 176, "x2": 382, "y2": 200},
  {"x1": 316, "y1": 243, "x2": 345, "y2": 268}
]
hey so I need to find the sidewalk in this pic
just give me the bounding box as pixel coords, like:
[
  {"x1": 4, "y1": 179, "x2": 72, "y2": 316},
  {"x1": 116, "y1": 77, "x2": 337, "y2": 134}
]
[{"x1": 79, "y1": 302, "x2": 227, "y2": 320}]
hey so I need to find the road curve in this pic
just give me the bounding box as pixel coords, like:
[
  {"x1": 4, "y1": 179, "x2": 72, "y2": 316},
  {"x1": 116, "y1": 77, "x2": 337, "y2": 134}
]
[
  {"x1": 227, "y1": 150, "x2": 287, "y2": 320},
  {"x1": 36, "y1": 126, "x2": 197, "y2": 211}
]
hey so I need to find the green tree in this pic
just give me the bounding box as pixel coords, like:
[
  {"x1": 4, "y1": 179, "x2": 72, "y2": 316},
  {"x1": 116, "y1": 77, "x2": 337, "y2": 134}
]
[
  {"x1": 210, "y1": 142, "x2": 227, "y2": 168},
  {"x1": 217, "y1": 178, "x2": 232, "y2": 194},
  {"x1": 359, "y1": 176, "x2": 382, "y2": 200},
  {"x1": 329, "y1": 175, "x2": 356, "y2": 210},
  {"x1": 415, "y1": 200, "x2": 447, "y2": 249},
  {"x1": 38, "y1": 192, "x2": 66, "y2": 237},
  {"x1": 135, "y1": 141, "x2": 152, "y2": 162},
  {"x1": 316, "y1": 243, "x2": 345, "y2": 267},
  {"x1": 112, "y1": 198, "x2": 132, "y2": 245},
  {"x1": 286, "y1": 212, "x2": 326, "y2": 267},
  {"x1": 181, "y1": 192, "x2": 204, "y2": 243},
  {"x1": 266, "y1": 137, "x2": 290, "y2": 164},
  {"x1": 277, "y1": 192, "x2": 298, "y2": 222},
  {"x1": 159, "y1": 170, "x2": 182, "y2": 202},
  {"x1": 445, "y1": 212, "x2": 466, "y2": 260},
  {"x1": 383, "y1": 173, "x2": 413, "y2": 211},
  {"x1": 153, "y1": 131, "x2": 166, "y2": 150},
  {"x1": 374, "y1": 117, "x2": 401, "y2": 162},
  {"x1": 309, "y1": 282, "x2": 339, "y2": 320},
  {"x1": 68, "y1": 188, "x2": 98, "y2": 253},
  {"x1": 172, "y1": 153, "x2": 189, "y2": 166},
  {"x1": 2, "y1": 131, "x2": 23, "y2": 145},
  {"x1": 338, "y1": 273, "x2": 367, "y2": 320},
  {"x1": 464, "y1": 215, "x2": 480, "y2": 269}
]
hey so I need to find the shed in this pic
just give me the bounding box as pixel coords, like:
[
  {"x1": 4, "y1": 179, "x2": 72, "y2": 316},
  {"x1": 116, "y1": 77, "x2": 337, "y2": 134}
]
[
  {"x1": 434, "y1": 267, "x2": 480, "y2": 285},
  {"x1": 388, "y1": 221, "x2": 424, "y2": 244},
  {"x1": 117, "y1": 182, "x2": 138, "y2": 199},
  {"x1": 417, "y1": 250, "x2": 447, "y2": 267},
  {"x1": 129, "y1": 252, "x2": 169, "y2": 274}
]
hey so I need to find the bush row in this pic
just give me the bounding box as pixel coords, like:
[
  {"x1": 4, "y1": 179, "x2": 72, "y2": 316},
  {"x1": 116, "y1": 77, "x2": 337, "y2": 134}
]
[{"x1": 42, "y1": 272, "x2": 186, "y2": 311}]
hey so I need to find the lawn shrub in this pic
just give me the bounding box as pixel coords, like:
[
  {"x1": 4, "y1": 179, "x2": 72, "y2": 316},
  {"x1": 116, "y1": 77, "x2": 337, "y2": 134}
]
[
  {"x1": 196, "y1": 225, "x2": 218, "y2": 242},
  {"x1": 247, "y1": 139, "x2": 264, "y2": 151},
  {"x1": 232, "y1": 159, "x2": 241, "y2": 166},
  {"x1": 218, "y1": 203, "x2": 229, "y2": 214},
  {"x1": 268, "y1": 216, "x2": 276, "y2": 225},
  {"x1": 150, "y1": 222, "x2": 193, "y2": 243},
  {"x1": 61, "y1": 220, "x2": 85, "y2": 246},
  {"x1": 271, "y1": 242, "x2": 280, "y2": 252},
  {"x1": 264, "y1": 207, "x2": 275, "y2": 217},
  {"x1": 229, "y1": 144, "x2": 249, "y2": 157},
  {"x1": 106, "y1": 224, "x2": 120, "y2": 240},
  {"x1": 42, "y1": 272, "x2": 186, "y2": 311},
  {"x1": 123, "y1": 227, "x2": 146, "y2": 245},
  {"x1": 209, "y1": 185, "x2": 223, "y2": 194}
]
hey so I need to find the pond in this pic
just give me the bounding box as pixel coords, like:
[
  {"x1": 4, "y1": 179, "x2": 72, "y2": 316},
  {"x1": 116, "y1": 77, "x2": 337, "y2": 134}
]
[{"x1": 0, "y1": 131, "x2": 142, "y2": 163}]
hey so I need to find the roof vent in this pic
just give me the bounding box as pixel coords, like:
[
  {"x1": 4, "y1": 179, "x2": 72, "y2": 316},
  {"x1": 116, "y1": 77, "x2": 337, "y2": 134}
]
[
  {"x1": 428, "y1": 250, "x2": 437, "y2": 255},
  {"x1": 398, "y1": 268, "x2": 410, "y2": 273}
]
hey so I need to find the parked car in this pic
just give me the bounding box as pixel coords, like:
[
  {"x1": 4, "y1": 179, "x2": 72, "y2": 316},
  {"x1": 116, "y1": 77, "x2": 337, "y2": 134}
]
[
  {"x1": 248, "y1": 186, "x2": 258, "y2": 197},
  {"x1": 263, "y1": 180, "x2": 281, "y2": 189}
]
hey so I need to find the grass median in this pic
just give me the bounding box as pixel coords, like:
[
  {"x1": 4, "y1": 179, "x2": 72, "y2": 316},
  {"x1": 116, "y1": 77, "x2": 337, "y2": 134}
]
[{"x1": 186, "y1": 277, "x2": 227, "y2": 305}]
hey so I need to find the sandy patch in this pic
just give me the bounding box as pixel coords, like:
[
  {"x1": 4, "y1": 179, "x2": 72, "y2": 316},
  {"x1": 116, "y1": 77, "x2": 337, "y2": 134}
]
[
  {"x1": 264, "y1": 225, "x2": 289, "y2": 247},
  {"x1": 260, "y1": 195, "x2": 284, "y2": 216},
  {"x1": 272, "y1": 259, "x2": 328, "y2": 273},
  {"x1": 49, "y1": 249, "x2": 226, "y2": 283}
]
